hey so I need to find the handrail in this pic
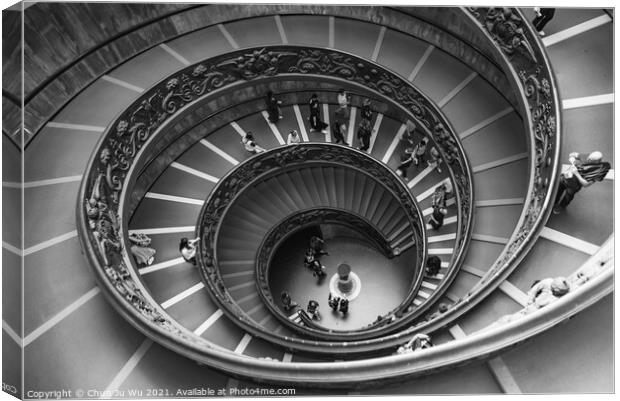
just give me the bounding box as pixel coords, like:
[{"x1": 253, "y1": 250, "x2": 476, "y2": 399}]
[
  {"x1": 77, "y1": 44, "x2": 473, "y2": 358},
  {"x1": 398, "y1": 7, "x2": 563, "y2": 334},
  {"x1": 72, "y1": 4, "x2": 571, "y2": 379},
  {"x1": 476, "y1": 237, "x2": 614, "y2": 333}
]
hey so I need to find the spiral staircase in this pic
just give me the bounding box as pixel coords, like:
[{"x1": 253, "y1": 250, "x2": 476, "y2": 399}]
[{"x1": 2, "y1": 4, "x2": 614, "y2": 396}]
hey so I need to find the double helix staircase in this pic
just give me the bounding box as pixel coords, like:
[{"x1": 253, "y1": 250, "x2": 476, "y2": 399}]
[{"x1": 3, "y1": 5, "x2": 613, "y2": 395}]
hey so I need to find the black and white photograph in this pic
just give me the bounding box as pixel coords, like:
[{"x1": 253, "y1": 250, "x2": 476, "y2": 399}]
[{"x1": 1, "y1": 0, "x2": 616, "y2": 398}]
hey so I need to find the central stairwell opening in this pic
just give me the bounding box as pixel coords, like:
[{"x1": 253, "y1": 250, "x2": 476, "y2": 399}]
[{"x1": 269, "y1": 223, "x2": 416, "y2": 331}]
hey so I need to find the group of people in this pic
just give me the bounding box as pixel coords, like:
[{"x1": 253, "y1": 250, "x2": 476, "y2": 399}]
[
  {"x1": 280, "y1": 292, "x2": 323, "y2": 321},
  {"x1": 128, "y1": 233, "x2": 156, "y2": 267},
  {"x1": 263, "y1": 89, "x2": 380, "y2": 152},
  {"x1": 328, "y1": 293, "x2": 349, "y2": 314},
  {"x1": 331, "y1": 90, "x2": 376, "y2": 151},
  {"x1": 428, "y1": 181, "x2": 452, "y2": 230},
  {"x1": 280, "y1": 235, "x2": 359, "y2": 321},
  {"x1": 396, "y1": 124, "x2": 444, "y2": 180},
  {"x1": 303, "y1": 235, "x2": 329, "y2": 279},
  {"x1": 130, "y1": 235, "x2": 200, "y2": 268}
]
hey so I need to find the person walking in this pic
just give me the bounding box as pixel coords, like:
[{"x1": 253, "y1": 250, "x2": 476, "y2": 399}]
[
  {"x1": 307, "y1": 300, "x2": 321, "y2": 320},
  {"x1": 412, "y1": 137, "x2": 429, "y2": 168},
  {"x1": 554, "y1": 151, "x2": 610, "y2": 213},
  {"x1": 287, "y1": 129, "x2": 301, "y2": 144},
  {"x1": 396, "y1": 150, "x2": 414, "y2": 180},
  {"x1": 241, "y1": 131, "x2": 265, "y2": 154},
  {"x1": 309, "y1": 93, "x2": 329, "y2": 133},
  {"x1": 332, "y1": 121, "x2": 348, "y2": 145},
  {"x1": 358, "y1": 119, "x2": 372, "y2": 152},
  {"x1": 179, "y1": 237, "x2": 200, "y2": 265},
  {"x1": 532, "y1": 7, "x2": 555, "y2": 36},
  {"x1": 425, "y1": 255, "x2": 442, "y2": 276},
  {"x1": 338, "y1": 298, "x2": 349, "y2": 314},
  {"x1": 310, "y1": 236, "x2": 328, "y2": 256},
  {"x1": 129, "y1": 233, "x2": 156, "y2": 267},
  {"x1": 281, "y1": 291, "x2": 298, "y2": 311},
  {"x1": 428, "y1": 204, "x2": 447, "y2": 230},
  {"x1": 265, "y1": 90, "x2": 282, "y2": 123},
  {"x1": 361, "y1": 98, "x2": 373, "y2": 122},
  {"x1": 337, "y1": 88, "x2": 350, "y2": 119},
  {"x1": 427, "y1": 146, "x2": 443, "y2": 173},
  {"x1": 328, "y1": 294, "x2": 340, "y2": 311}
]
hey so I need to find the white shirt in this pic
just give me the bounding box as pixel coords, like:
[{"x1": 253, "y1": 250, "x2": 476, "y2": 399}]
[
  {"x1": 181, "y1": 247, "x2": 195, "y2": 261},
  {"x1": 287, "y1": 133, "x2": 300, "y2": 144},
  {"x1": 242, "y1": 138, "x2": 264, "y2": 153}
]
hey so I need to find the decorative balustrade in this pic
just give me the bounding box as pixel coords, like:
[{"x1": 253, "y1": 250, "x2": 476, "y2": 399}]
[
  {"x1": 467, "y1": 7, "x2": 560, "y2": 280},
  {"x1": 402, "y1": 7, "x2": 563, "y2": 334},
  {"x1": 78, "y1": 44, "x2": 473, "y2": 355}
]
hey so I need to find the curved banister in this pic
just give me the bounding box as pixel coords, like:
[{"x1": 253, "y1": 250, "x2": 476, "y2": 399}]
[
  {"x1": 78, "y1": 43, "x2": 474, "y2": 358},
  {"x1": 397, "y1": 7, "x2": 563, "y2": 334},
  {"x1": 73, "y1": 4, "x2": 576, "y2": 380},
  {"x1": 78, "y1": 42, "x2": 473, "y2": 351}
]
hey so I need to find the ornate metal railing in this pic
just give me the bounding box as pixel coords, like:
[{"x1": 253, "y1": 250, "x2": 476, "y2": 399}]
[
  {"x1": 400, "y1": 7, "x2": 563, "y2": 334},
  {"x1": 72, "y1": 8, "x2": 567, "y2": 379},
  {"x1": 77, "y1": 44, "x2": 474, "y2": 357},
  {"x1": 71, "y1": 7, "x2": 603, "y2": 387},
  {"x1": 467, "y1": 7, "x2": 560, "y2": 279}
]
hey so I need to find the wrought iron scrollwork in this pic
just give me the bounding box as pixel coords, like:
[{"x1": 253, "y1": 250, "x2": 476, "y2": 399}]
[
  {"x1": 465, "y1": 8, "x2": 560, "y2": 286},
  {"x1": 79, "y1": 45, "x2": 474, "y2": 352}
]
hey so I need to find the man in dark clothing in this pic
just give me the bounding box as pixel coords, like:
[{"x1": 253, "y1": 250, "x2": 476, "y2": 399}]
[
  {"x1": 281, "y1": 291, "x2": 298, "y2": 311},
  {"x1": 338, "y1": 298, "x2": 349, "y2": 314},
  {"x1": 332, "y1": 122, "x2": 348, "y2": 145},
  {"x1": 307, "y1": 300, "x2": 321, "y2": 320},
  {"x1": 265, "y1": 90, "x2": 282, "y2": 123},
  {"x1": 361, "y1": 98, "x2": 373, "y2": 122},
  {"x1": 328, "y1": 294, "x2": 340, "y2": 311},
  {"x1": 412, "y1": 137, "x2": 429, "y2": 168},
  {"x1": 554, "y1": 151, "x2": 610, "y2": 213},
  {"x1": 428, "y1": 205, "x2": 447, "y2": 230},
  {"x1": 396, "y1": 150, "x2": 414, "y2": 180},
  {"x1": 358, "y1": 119, "x2": 372, "y2": 151},
  {"x1": 309, "y1": 93, "x2": 328, "y2": 133},
  {"x1": 425, "y1": 255, "x2": 442, "y2": 277},
  {"x1": 532, "y1": 8, "x2": 555, "y2": 35},
  {"x1": 310, "y1": 236, "x2": 328, "y2": 256}
]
